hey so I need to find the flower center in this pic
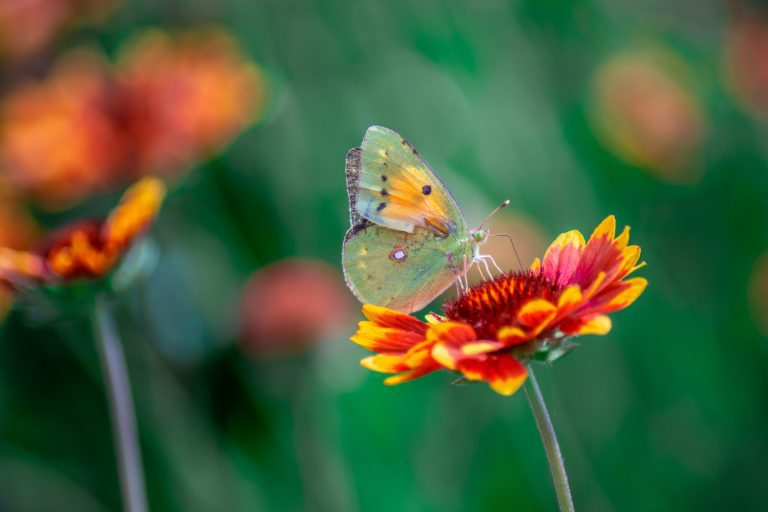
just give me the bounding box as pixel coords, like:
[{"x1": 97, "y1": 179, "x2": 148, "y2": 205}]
[{"x1": 443, "y1": 270, "x2": 563, "y2": 340}]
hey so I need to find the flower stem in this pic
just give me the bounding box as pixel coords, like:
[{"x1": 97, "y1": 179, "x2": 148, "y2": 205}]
[
  {"x1": 524, "y1": 367, "x2": 574, "y2": 512},
  {"x1": 93, "y1": 295, "x2": 148, "y2": 512}
]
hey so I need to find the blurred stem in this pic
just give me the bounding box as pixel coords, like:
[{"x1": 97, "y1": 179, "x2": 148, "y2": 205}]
[
  {"x1": 524, "y1": 367, "x2": 574, "y2": 512},
  {"x1": 93, "y1": 295, "x2": 148, "y2": 512}
]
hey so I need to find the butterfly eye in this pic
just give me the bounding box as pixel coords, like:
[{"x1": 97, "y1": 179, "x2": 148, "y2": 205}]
[{"x1": 389, "y1": 246, "x2": 408, "y2": 263}]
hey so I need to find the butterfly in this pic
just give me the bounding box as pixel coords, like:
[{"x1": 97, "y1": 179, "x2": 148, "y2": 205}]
[{"x1": 342, "y1": 126, "x2": 506, "y2": 313}]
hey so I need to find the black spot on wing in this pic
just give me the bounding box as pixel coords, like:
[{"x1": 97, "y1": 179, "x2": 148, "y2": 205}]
[
  {"x1": 422, "y1": 185, "x2": 432, "y2": 195},
  {"x1": 380, "y1": 188, "x2": 388, "y2": 196},
  {"x1": 376, "y1": 202, "x2": 387, "y2": 212},
  {"x1": 381, "y1": 175, "x2": 387, "y2": 181}
]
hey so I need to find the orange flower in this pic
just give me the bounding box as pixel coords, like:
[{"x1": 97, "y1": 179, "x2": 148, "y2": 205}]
[
  {"x1": 351, "y1": 216, "x2": 647, "y2": 396},
  {"x1": 0, "y1": 177, "x2": 165, "y2": 291},
  {"x1": 116, "y1": 28, "x2": 266, "y2": 176},
  {"x1": 0, "y1": 49, "x2": 124, "y2": 208},
  {"x1": 0, "y1": 28, "x2": 264, "y2": 209}
]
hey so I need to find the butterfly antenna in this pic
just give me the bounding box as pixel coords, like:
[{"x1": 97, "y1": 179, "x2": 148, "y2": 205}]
[
  {"x1": 477, "y1": 200, "x2": 510, "y2": 231},
  {"x1": 489, "y1": 233, "x2": 524, "y2": 271}
]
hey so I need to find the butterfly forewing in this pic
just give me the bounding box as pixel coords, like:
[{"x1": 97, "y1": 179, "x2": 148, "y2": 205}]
[{"x1": 348, "y1": 126, "x2": 467, "y2": 236}]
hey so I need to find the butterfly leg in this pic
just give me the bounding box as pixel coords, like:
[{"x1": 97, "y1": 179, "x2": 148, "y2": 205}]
[
  {"x1": 475, "y1": 258, "x2": 488, "y2": 281},
  {"x1": 477, "y1": 253, "x2": 505, "y2": 276}
]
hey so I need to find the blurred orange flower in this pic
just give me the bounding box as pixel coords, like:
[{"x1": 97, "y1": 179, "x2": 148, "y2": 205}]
[
  {"x1": 590, "y1": 49, "x2": 706, "y2": 184},
  {"x1": 0, "y1": 49, "x2": 123, "y2": 208},
  {"x1": 0, "y1": 28, "x2": 265, "y2": 209},
  {"x1": 240, "y1": 258, "x2": 354, "y2": 357},
  {"x1": 116, "y1": 28, "x2": 266, "y2": 176},
  {"x1": 0, "y1": 176, "x2": 165, "y2": 291},
  {"x1": 351, "y1": 216, "x2": 647, "y2": 396},
  {"x1": 0, "y1": 178, "x2": 40, "y2": 317},
  {"x1": 0, "y1": 0, "x2": 117, "y2": 61}
]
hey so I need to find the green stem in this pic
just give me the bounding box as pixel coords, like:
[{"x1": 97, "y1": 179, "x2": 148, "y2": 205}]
[
  {"x1": 93, "y1": 295, "x2": 148, "y2": 512},
  {"x1": 524, "y1": 367, "x2": 574, "y2": 512}
]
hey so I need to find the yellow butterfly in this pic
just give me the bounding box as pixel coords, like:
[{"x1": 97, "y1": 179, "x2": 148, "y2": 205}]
[{"x1": 342, "y1": 126, "x2": 506, "y2": 313}]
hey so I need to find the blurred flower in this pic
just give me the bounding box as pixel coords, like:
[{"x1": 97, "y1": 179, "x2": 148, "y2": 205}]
[
  {"x1": 240, "y1": 258, "x2": 355, "y2": 357},
  {"x1": 0, "y1": 176, "x2": 165, "y2": 291},
  {"x1": 0, "y1": 178, "x2": 40, "y2": 319},
  {"x1": 0, "y1": 49, "x2": 124, "y2": 208},
  {"x1": 0, "y1": 0, "x2": 117, "y2": 62},
  {"x1": 0, "y1": 28, "x2": 264, "y2": 209},
  {"x1": 351, "y1": 216, "x2": 647, "y2": 396},
  {"x1": 116, "y1": 28, "x2": 266, "y2": 176},
  {"x1": 590, "y1": 49, "x2": 706, "y2": 184},
  {"x1": 724, "y1": 12, "x2": 768, "y2": 118},
  {"x1": 748, "y1": 251, "x2": 768, "y2": 337}
]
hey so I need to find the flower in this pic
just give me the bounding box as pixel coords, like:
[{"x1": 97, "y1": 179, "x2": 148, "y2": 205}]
[
  {"x1": 0, "y1": 0, "x2": 117, "y2": 61},
  {"x1": 0, "y1": 176, "x2": 165, "y2": 292},
  {"x1": 116, "y1": 28, "x2": 267, "y2": 176},
  {"x1": 239, "y1": 258, "x2": 355, "y2": 357},
  {"x1": 589, "y1": 49, "x2": 706, "y2": 184},
  {"x1": 0, "y1": 49, "x2": 123, "y2": 208},
  {"x1": 350, "y1": 216, "x2": 647, "y2": 396},
  {"x1": 724, "y1": 12, "x2": 768, "y2": 118},
  {"x1": 0, "y1": 28, "x2": 265, "y2": 209}
]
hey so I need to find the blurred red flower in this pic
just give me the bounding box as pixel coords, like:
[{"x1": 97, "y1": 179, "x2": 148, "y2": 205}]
[
  {"x1": 351, "y1": 216, "x2": 647, "y2": 396},
  {"x1": 590, "y1": 49, "x2": 706, "y2": 184},
  {"x1": 725, "y1": 13, "x2": 768, "y2": 118},
  {"x1": 0, "y1": 176, "x2": 165, "y2": 291},
  {"x1": 116, "y1": 28, "x2": 266, "y2": 176},
  {"x1": 240, "y1": 258, "x2": 355, "y2": 357},
  {"x1": 0, "y1": 0, "x2": 117, "y2": 61}
]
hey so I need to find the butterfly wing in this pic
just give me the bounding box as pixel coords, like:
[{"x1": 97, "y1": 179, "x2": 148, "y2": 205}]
[
  {"x1": 345, "y1": 126, "x2": 467, "y2": 237},
  {"x1": 342, "y1": 223, "x2": 466, "y2": 313}
]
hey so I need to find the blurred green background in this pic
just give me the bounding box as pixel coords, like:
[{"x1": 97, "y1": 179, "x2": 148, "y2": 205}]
[{"x1": 1, "y1": 0, "x2": 768, "y2": 510}]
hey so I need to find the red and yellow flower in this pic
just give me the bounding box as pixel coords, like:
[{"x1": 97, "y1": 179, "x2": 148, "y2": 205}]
[
  {"x1": 351, "y1": 216, "x2": 647, "y2": 396},
  {"x1": 0, "y1": 176, "x2": 165, "y2": 292}
]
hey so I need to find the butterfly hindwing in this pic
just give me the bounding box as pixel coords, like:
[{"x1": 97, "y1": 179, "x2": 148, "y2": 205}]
[
  {"x1": 342, "y1": 224, "x2": 463, "y2": 313},
  {"x1": 346, "y1": 126, "x2": 467, "y2": 236}
]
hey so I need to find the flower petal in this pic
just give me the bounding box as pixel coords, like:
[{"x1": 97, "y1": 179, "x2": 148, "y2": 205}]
[
  {"x1": 362, "y1": 304, "x2": 428, "y2": 334},
  {"x1": 590, "y1": 277, "x2": 648, "y2": 314},
  {"x1": 541, "y1": 230, "x2": 585, "y2": 286},
  {"x1": 428, "y1": 321, "x2": 479, "y2": 370},
  {"x1": 360, "y1": 354, "x2": 408, "y2": 373},
  {"x1": 560, "y1": 314, "x2": 612, "y2": 336},
  {"x1": 383, "y1": 367, "x2": 438, "y2": 385},
  {"x1": 457, "y1": 354, "x2": 528, "y2": 396},
  {"x1": 0, "y1": 248, "x2": 48, "y2": 289},
  {"x1": 517, "y1": 299, "x2": 557, "y2": 329},
  {"x1": 351, "y1": 322, "x2": 424, "y2": 352},
  {"x1": 461, "y1": 340, "x2": 506, "y2": 356},
  {"x1": 102, "y1": 176, "x2": 166, "y2": 252},
  {"x1": 497, "y1": 326, "x2": 528, "y2": 346},
  {"x1": 403, "y1": 339, "x2": 437, "y2": 368}
]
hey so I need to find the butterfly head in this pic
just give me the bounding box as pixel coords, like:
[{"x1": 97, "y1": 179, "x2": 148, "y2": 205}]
[{"x1": 471, "y1": 229, "x2": 488, "y2": 244}]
